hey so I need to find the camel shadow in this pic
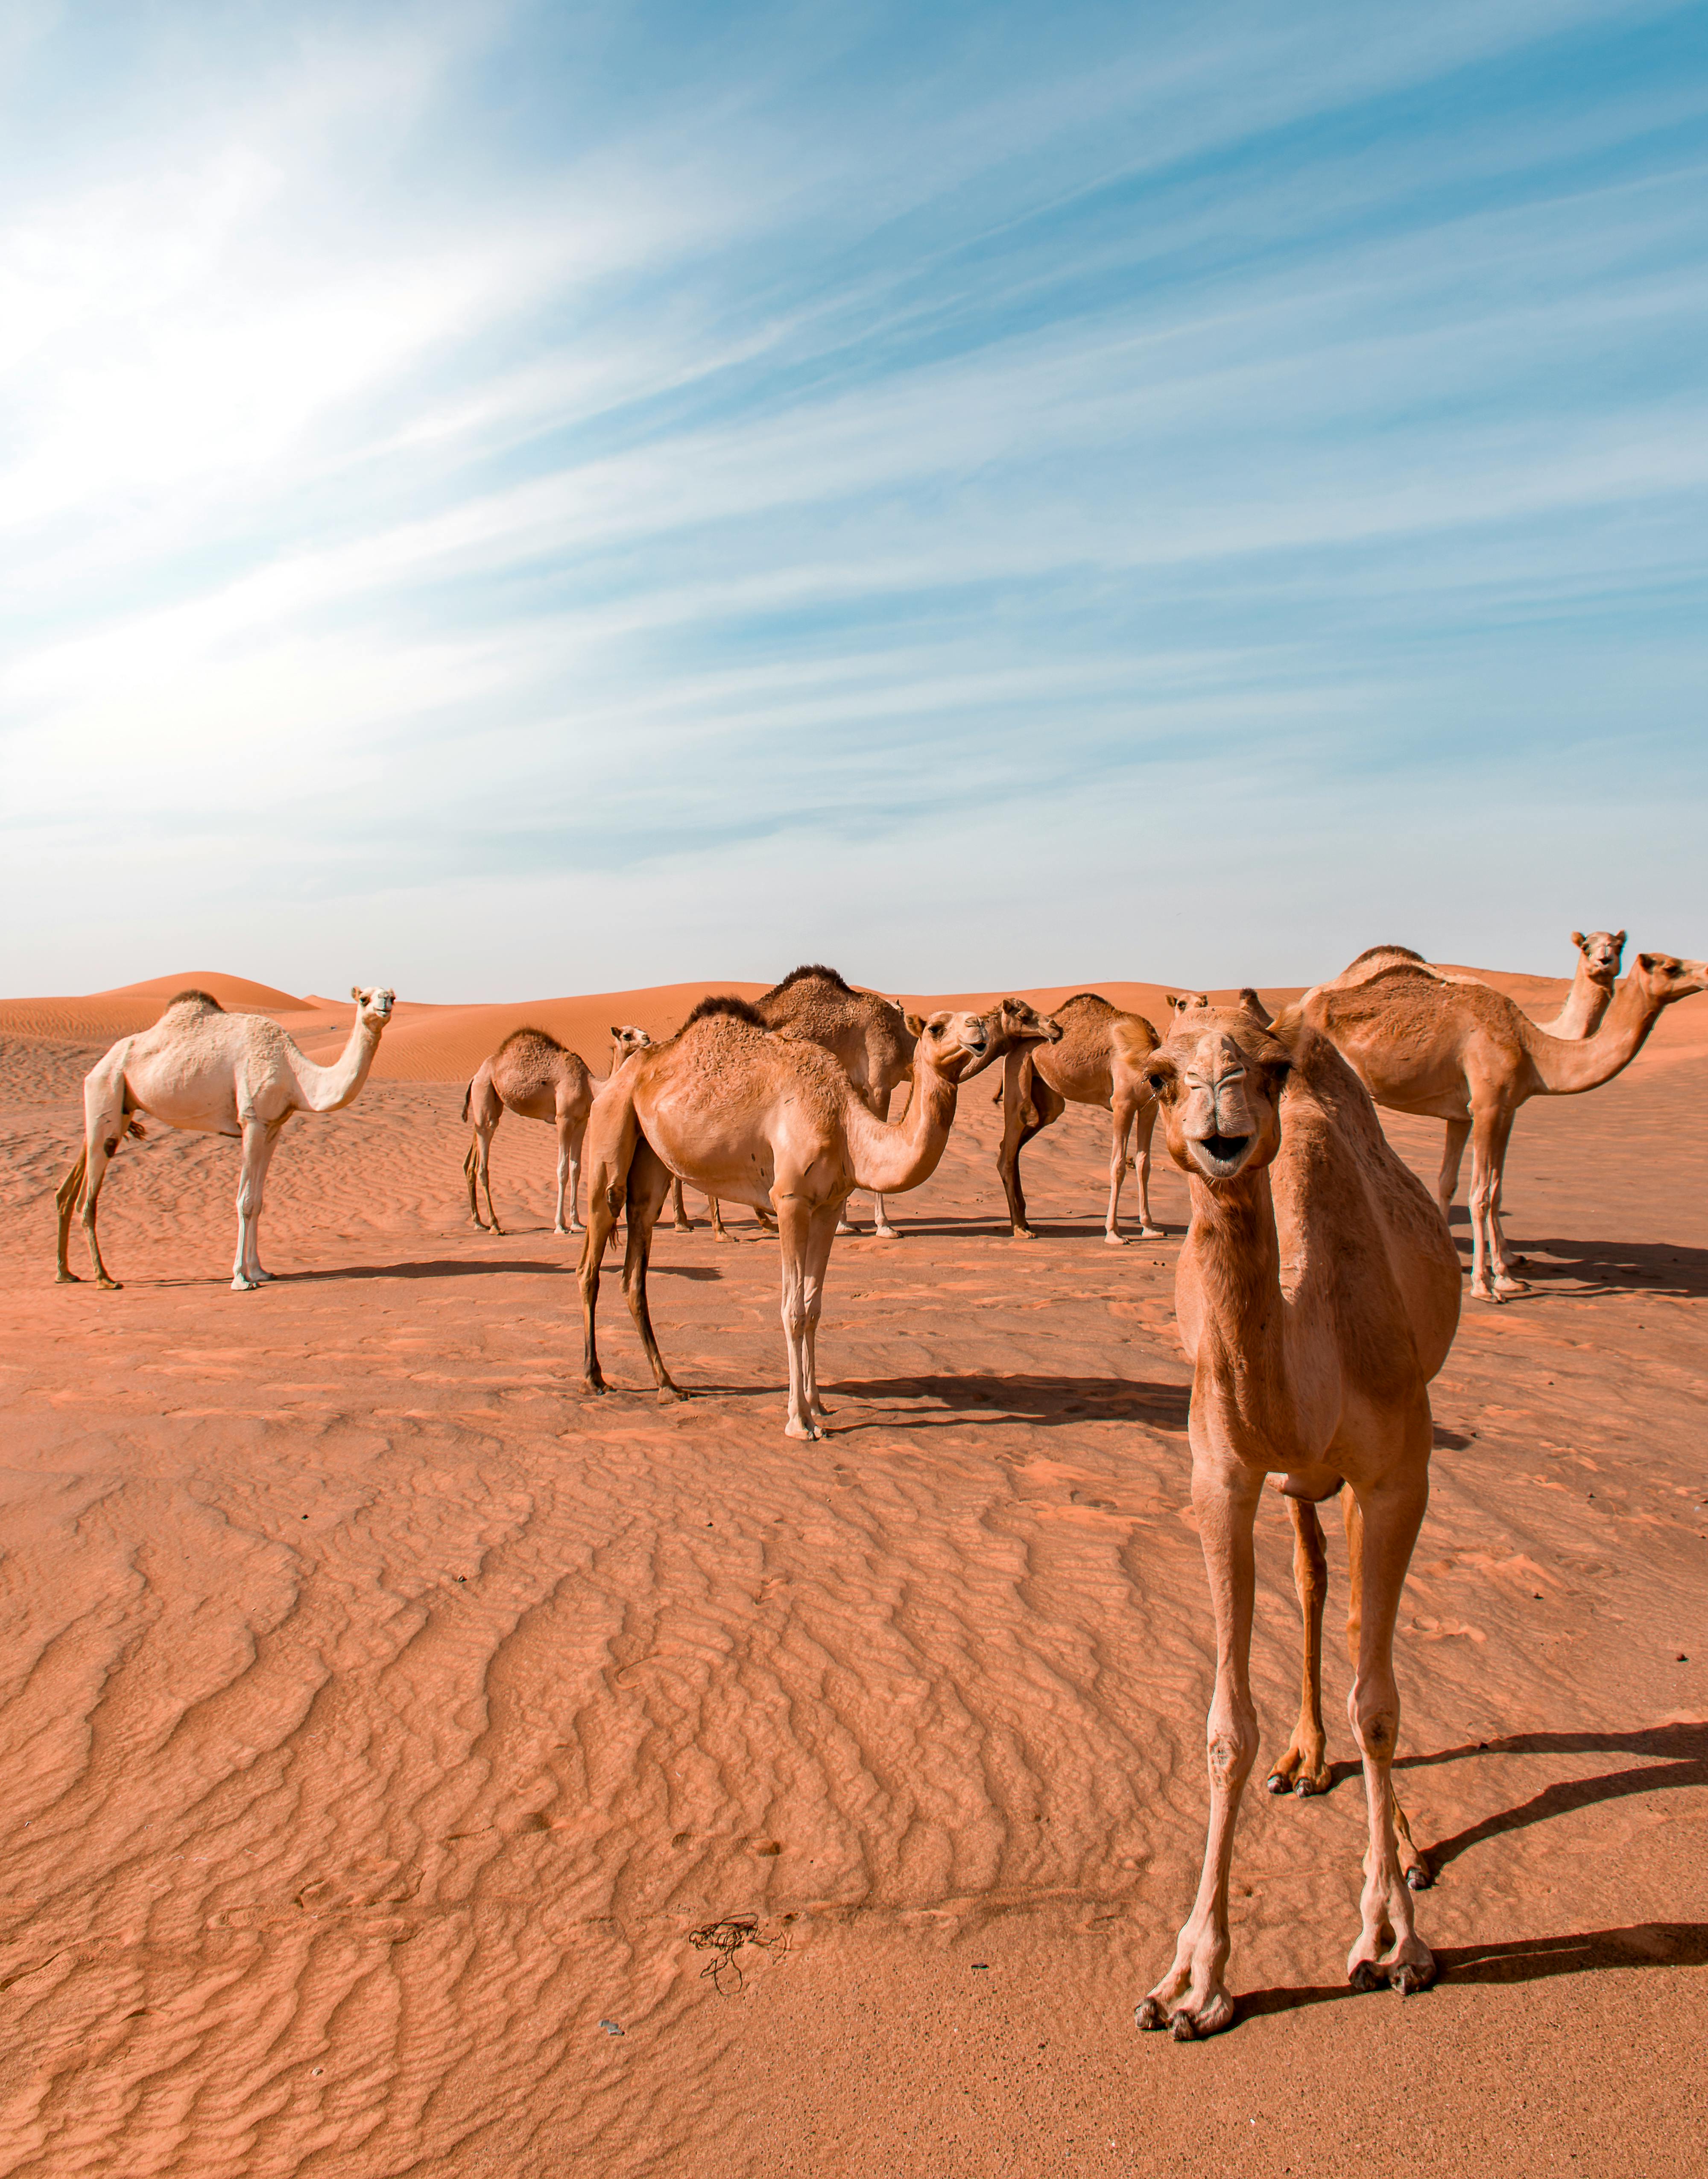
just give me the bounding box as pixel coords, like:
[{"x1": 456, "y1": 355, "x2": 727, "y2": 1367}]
[
  {"x1": 824, "y1": 1373, "x2": 1191, "y2": 1431},
  {"x1": 1448, "y1": 1229, "x2": 1708, "y2": 1299},
  {"x1": 287, "y1": 1258, "x2": 569, "y2": 1282},
  {"x1": 1236, "y1": 1921, "x2": 1708, "y2": 2018},
  {"x1": 1394, "y1": 1722, "x2": 1707, "y2": 1875}
]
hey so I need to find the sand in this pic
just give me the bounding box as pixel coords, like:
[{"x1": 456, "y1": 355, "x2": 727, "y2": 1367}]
[{"x1": 0, "y1": 972, "x2": 1703, "y2": 2177}]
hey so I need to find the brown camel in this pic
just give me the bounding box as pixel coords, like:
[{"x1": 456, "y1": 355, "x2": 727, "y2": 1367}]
[
  {"x1": 578, "y1": 996, "x2": 1048, "y2": 1438},
  {"x1": 996, "y1": 993, "x2": 1165, "y2": 1244},
  {"x1": 463, "y1": 1024, "x2": 652, "y2": 1235},
  {"x1": 1135, "y1": 1005, "x2": 1461, "y2": 2039},
  {"x1": 1300, "y1": 949, "x2": 1708, "y2": 1300},
  {"x1": 56, "y1": 986, "x2": 396, "y2": 1291}
]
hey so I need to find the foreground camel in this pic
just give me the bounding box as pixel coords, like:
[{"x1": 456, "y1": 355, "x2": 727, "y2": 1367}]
[
  {"x1": 56, "y1": 987, "x2": 396, "y2": 1292},
  {"x1": 1135, "y1": 1006, "x2": 1461, "y2": 2039},
  {"x1": 579, "y1": 996, "x2": 1046, "y2": 1438},
  {"x1": 1300, "y1": 950, "x2": 1708, "y2": 1300},
  {"x1": 463, "y1": 1024, "x2": 651, "y2": 1235},
  {"x1": 997, "y1": 993, "x2": 1165, "y2": 1243}
]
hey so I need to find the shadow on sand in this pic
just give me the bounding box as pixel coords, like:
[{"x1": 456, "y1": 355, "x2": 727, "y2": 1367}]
[{"x1": 823, "y1": 1372, "x2": 1191, "y2": 1431}]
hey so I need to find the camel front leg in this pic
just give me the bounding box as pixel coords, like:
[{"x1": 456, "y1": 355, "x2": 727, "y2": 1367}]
[
  {"x1": 622, "y1": 1142, "x2": 684, "y2": 1403},
  {"x1": 231, "y1": 1119, "x2": 272, "y2": 1291},
  {"x1": 671, "y1": 1177, "x2": 691, "y2": 1232},
  {"x1": 800, "y1": 1202, "x2": 843, "y2": 1423},
  {"x1": 1344, "y1": 1492, "x2": 1430, "y2": 1889},
  {"x1": 553, "y1": 1112, "x2": 586, "y2": 1235},
  {"x1": 1138, "y1": 1449, "x2": 1262, "y2": 2039},
  {"x1": 1266, "y1": 1495, "x2": 1333, "y2": 1796},
  {"x1": 773, "y1": 1190, "x2": 820, "y2": 1440},
  {"x1": 1467, "y1": 1107, "x2": 1525, "y2": 1300},
  {"x1": 996, "y1": 1048, "x2": 1034, "y2": 1237},
  {"x1": 1130, "y1": 1097, "x2": 1164, "y2": 1237},
  {"x1": 708, "y1": 1194, "x2": 729, "y2": 1240},
  {"x1": 55, "y1": 1150, "x2": 89, "y2": 1284},
  {"x1": 1344, "y1": 1460, "x2": 1434, "y2": 1989}
]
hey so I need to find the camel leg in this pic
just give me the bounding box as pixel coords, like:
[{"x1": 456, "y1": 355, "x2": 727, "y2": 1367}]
[
  {"x1": 1343, "y1": 1453, "x2": 1435, "y2": 1984},
  {"x1": 1266, "y1": 1496, "x2": 1333, "y2": 1796},
  {"x1": 670, "y1": 1177, "x2": 691, "y2": 1232},
  {"x1": 565, "y1": 1116, "x2": 586, "y2": 1235},
  {"x1": 773, "y1": 1189, "x2": 822, "y2": 1440},
  {"x1": 622, "y1": 1142, "x2": 684, "y2": 1404},
  {"x1": 55, "y1": 1149, "x2": 89, "y2": 1284},
  {"x1": 243, "y1": 1121, "x2": 287, "y2": 1283},
  {"x1": 998, "y1": 1054, "x2": 1060, "y2": 1240},
  {"x1": 801, "y1": 1202, "x2": 842, "y2": 1423},
  {"x1": 708, "y1": 1195, "x2": 730, "y2": 1240},
  {"x1": 1138, "y1": 1450, "x2": 1263, "y2": 2039},
  {"x1": 1344, "y1": 1493, "x2": 1430, "y2": 1889},
  {"x1": 1130, "y1": 1097, "x2": 1164, "y2": 1238},
  {"x1": 69, "y1": 1070, "x2": 131, "y2": 1289},
  {"x1": 579, "y1": 1111, "x2": 636, "y2": 1393},
  {"x1": 1467, "y1": 1107, "x2": 1525, "y2": 1301},
  {"x1": 1436, "y1": 1119, "x2": 1470, "y2": 1223},
  {"x1": 553, "y1": 1111, "x2": 585, "y2": 1236},
  {"x1": 231, "y1": 1119, "x2": 274, "y2": 1291}
]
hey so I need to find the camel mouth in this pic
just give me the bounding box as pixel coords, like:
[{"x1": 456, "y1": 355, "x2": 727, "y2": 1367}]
[{"x1": 1190, "y1": 1132, "x2": 1254, "y2": 1176}]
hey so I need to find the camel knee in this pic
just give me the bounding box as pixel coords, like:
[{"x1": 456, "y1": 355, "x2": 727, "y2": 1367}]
[
  {"x1": 1206, "y1": 1703, "x2": 1258, "y2": 1787},
  {"x1": 1348, "y1": 1687, "x2": 1400, "y2": 1761}
]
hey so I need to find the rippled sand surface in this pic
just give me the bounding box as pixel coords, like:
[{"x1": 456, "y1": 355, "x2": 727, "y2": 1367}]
[{"x1": 1, "y1": 986, "x2": 1704, "y2": 2176}]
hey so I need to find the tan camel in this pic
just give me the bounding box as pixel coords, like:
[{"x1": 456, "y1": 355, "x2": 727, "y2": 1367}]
[
  {"x1": 462, "y1": 1024, "x2": 652, "y2": 1236},
  {"x1": 1135, "y1": 1006, "x2": 1461, "y2": 2039},
  {"x1": 996, "y1": 993, "x2": 1165, "y2": 1244},
  {"x1": 1538, "y1": 929, "x2": 1625, "y2": 1037},
  {"x1": 578, "y1": 996, "x2": 1049, "y2": 1438},
  {"x1": 1300, "y1": 950, "x2": 1708, "y2": 1300},
  {"x1": 56, "y1": 986, "x2": 395, "y2": 1292}
]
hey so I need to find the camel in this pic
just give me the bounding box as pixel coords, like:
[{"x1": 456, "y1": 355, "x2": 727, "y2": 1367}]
[
  {"x1": 578, "y1": 996, "x2": 1052, "y2": 1438},
  {"x1": 462, "y1": 1024, "x2": 653, "y2": 1236},
  {"x1": 1326, "y1": 936, "x2": 1623, "y2": 1039},
  {"x1": 1299, "y1": 950, "x2": 1708, "y2": 1300},
  {"x1": 995, "y1": 993, "x2": 1166, "y2": 1244},
  {"x1": 56, "y1": 986, "x2": 396, "y2": 1292},
  {"x1": 1135, "y1": 1005, "x2": 1461, "y2": 2039}
]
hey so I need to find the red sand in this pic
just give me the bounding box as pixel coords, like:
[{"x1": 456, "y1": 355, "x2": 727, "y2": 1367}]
[{"x1": 0, "y1": 971, "x2": 1703, "y2": 2176}]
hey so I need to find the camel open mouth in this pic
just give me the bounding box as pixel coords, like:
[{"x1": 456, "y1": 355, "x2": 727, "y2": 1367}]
[{"x1": 1191, "y1": 1132, "x2": 1254, "y2": 1176}]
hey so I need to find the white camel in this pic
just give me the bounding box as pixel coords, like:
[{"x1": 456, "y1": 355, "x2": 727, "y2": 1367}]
[{"x1": 56, "y1": 986, "x2": 396, "y2": 1292}]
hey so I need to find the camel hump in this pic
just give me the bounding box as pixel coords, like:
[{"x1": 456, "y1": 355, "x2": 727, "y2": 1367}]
[
  {"x1": 682, "y1": 994, "x2": 769, "y2": 1030},
  {"x1": 164, "y1": 988, "x2": 225, "y2": 1016},
  {"x1": 764, "y1": 963, "x2": 855, "y2": 998},
  {"x1": 495, "y1": 1025, "x2": 564, "y2": 1058},
  {"x1": 1345, "y1": 944, "x2": 1426, "y2": 970},
  {"x1": 1111, "y1": 1014, "x2": 1160, "y2": 1060}
]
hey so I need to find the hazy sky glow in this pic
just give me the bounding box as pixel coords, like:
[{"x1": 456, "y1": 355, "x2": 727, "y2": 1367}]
[{"x1": 3, "y1": 1, "x2": 1705, "y2": 998}]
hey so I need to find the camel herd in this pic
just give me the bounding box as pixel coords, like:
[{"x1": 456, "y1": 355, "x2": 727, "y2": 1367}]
[{"x1": 47, "y1": 934, "x2": 1707, "y2": 2035}]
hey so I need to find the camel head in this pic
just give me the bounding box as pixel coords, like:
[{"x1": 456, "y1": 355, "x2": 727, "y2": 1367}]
[
  {"x1": 1144, "y1": 1009, "x2": 1294, "y2": 1186},
  {"x1": 1571, "y1": 929, "x2": 1626, "y2": 988},
  {"x1": 1626, "y1": 951, "x2": 1708, "y2": 1009},
  {"x1": 962, "y1": 996, "x2": 1062, "y2": 1079},
  {"x1": 905, "y1": 1008, "x2": 994, "y2": 1083},
  {"x1": 1167, "y1": 993, "x2": 1210, "y2": 1021},
  {"x1": 350, "y1": 986, "x2": 396, "y2": 1028},
  {"x1": 610, "y1": 1024, "x2": 652, "y2": 1068}
]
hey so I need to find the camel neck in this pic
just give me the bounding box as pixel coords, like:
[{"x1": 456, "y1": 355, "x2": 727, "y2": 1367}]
[
  {"x1": 1183, "y1": 1169, "x2": 1299, "y2": 1464},
  {"x1": 847, "y1": 1061, "x2": 959, "y2": 1194},
  {"x1": 292, "y1": 1018, "x2": 383, "y2": 1113},
  {"x1": 1522, "y1": 975, "x2": 1661, "y2": 1095},
  {"x1": 1544, "y1": 965, "x2": 1614, "y2": 1040}
]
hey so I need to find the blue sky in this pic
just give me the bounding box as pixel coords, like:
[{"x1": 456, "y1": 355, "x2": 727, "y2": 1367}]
[{"x1": 2, "y1": 0, "x2": 1704, "y2": 998}]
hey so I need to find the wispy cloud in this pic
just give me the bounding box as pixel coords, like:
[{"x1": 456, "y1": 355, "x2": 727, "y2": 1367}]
[{"x1": 2, "y1": 0, "x2": 1704, "y2": 995}]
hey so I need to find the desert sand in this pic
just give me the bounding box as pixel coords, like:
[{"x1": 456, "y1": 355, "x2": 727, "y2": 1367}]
[{"x1": 0, "y1": 969, "x2": 1703, "y2": 2177}]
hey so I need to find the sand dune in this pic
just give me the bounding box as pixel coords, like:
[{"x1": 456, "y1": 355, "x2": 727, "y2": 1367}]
[{"x1": 0, "y1": 969, "x2": 1704, "y2": 2174}]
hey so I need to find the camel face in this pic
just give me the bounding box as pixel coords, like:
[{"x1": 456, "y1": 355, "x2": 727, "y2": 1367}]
[
  {"x1": 1147, "y1": 1018, "x2": 1290, "y2": 1185},
  {"x1": 351, "y1": 986, "x2": 396, "y2": 1026},
  {"x1": 910, "y1": 1008, "x2": 992, "y2": 1081},
  {"x1": 1572, "y1": 930, "x2": 1625, "y2": 987}
]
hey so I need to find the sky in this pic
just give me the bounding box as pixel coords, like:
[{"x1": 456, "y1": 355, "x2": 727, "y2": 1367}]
[{"x1": 2, "y1": 0, "x2": 1705, "y2": 1000}]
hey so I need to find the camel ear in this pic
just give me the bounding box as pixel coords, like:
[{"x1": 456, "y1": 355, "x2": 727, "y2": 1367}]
[
  {"x1": 351, "y1": 985, "x2": 363, "y2": 1001},
  {"x1": 1613, "y1": 930, "x2": 1626, "y2": 950},
  {"x1": 904, "y1": 1012, "x2": 925, "y2": 1035},
  {"x1": 1570, "y1": 932, "x2": 1585, "y2": 949},
  {"x1": 609, "y1": 1025, "x2": 619, "y2": 1037}
]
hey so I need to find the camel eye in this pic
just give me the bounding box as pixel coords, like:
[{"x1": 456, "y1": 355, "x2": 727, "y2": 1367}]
[{"x1": 1147, "y1": 1073, "x2": 1167, "y2": 1094}]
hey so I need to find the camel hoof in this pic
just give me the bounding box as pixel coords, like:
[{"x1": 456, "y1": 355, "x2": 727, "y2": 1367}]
[
  {"x1": 1405, "y1": 1859, "x2": 1433, "y2": 1892},
  {"x1": 56, "y1": 1269, "x2": 81, "y2": 1285},
  {"x1": 657, "y1": 1384, "x2": 687, "y2": 1406},
  {"x1": 1492, "y1": 1275, "x2": 1530, "y2": 1296},
  {"x1": 1011, "y1": 1227, "x2": 1036, "y2": 1243},
  {"x1": 1392, "y1": 1958, "x2": 1435, "y2": 1994},
  {"x1": 1135, "y1": 1999, "x2": 1169, "y2": 2033},
  {"x1": 1137, "y1": 1225, "x2": 1165, "y2": 1239},
  {"x1": 1349, "y1": 1960, "x2": 1385, "y2": 1994},
  {"x1": 584, "y1": 1376, "x2": 607, "y2": 1397},
  {"x1": 231, "y1": 1276, "x2": 259, "y2": 1293},
  {"x1": 97, "y1": 1277, "x2": 123, "y2": 1292},
  {"x1": 873, "y1": 1226, "x2": 898, "y2": 1241},
  {"x1": 1105, "y1": 1232, "x2": 1127, "y2": 1247},
  {"x1": 1170, "y1": 2010, "x2": 1199, "y2": 2042}
]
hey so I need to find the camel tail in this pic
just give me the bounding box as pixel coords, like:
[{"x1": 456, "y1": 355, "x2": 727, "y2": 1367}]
[{"x1": 460, "y1": 1079, "x2": 473, "y2": 1124}]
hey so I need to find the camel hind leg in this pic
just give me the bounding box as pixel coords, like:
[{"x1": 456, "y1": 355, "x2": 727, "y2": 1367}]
[
  {"x1": 670, "y1": 1177, "x2": 691, "y2": 1232},
  {"x1": 997, "y1": 1051, "x2": 1062, "y2": 1239},
  {"x1": 1129, "y1": 1095, "x2": 1164, "y2": 1238},
  {"x1": 621, "y1": 1141, "x2": 683, "y2": 1403},
  {"x1": 65, "y1": 1067, "x2": 129, "y2": 1289},
  {"x1": 579, "y1": 1086, "x2": 643, "y2": 1393},
  {"x1": 55, "y1": 1150, "x2": 89, "y2": 1283}
]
